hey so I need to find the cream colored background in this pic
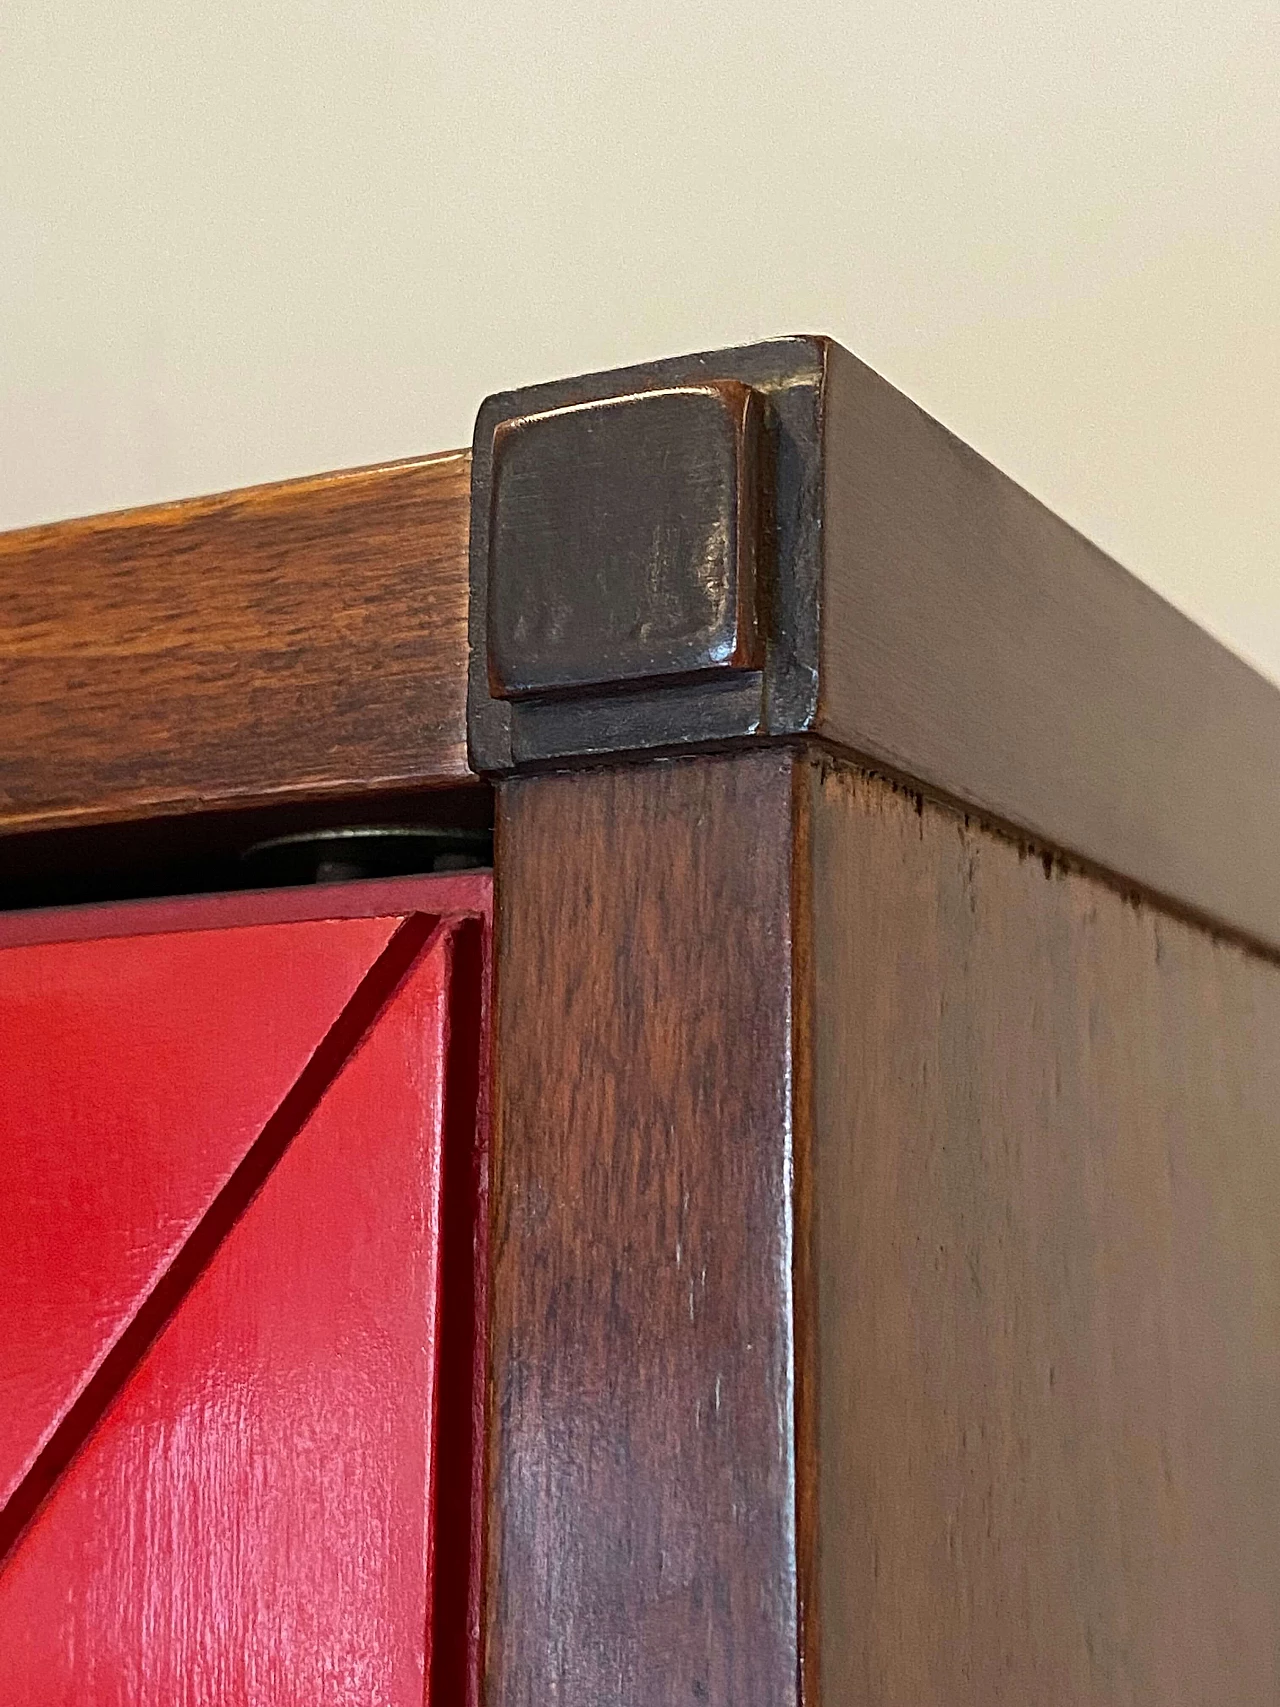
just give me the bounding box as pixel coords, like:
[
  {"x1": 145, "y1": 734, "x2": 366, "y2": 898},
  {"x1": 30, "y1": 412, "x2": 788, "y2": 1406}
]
[{"x1": 2, "y1": 1, "x2": 1277, "y2": 682}]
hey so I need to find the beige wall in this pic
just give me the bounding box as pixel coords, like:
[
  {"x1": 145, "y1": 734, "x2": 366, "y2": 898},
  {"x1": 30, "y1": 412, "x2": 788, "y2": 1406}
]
[{"x1": 3, "y1": 0, "x2": 1277, "y2": 683}]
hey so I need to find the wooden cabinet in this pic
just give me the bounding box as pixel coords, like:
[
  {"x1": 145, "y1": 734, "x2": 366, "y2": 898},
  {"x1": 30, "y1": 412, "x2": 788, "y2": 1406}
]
[{"x1": 1, "y1": 337, "x2": 1278, "y2": 1703}]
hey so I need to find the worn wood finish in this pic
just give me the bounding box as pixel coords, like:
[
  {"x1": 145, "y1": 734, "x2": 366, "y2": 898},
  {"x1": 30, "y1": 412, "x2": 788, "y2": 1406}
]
[
  {"x1": 467, "y1": 339, "x2": 824, "y2": 773},
  {"x1": 467, "y1": 336, "x2": 1280, "y2": 954},
  {"x1": 817, "y1": 341, "x2": 1280, "y2": 953},
  {"x1": 487, "y1": 751, "x2": 804, "y2": 1707},
  {"x1": 8, "y1": 329, "x2": 1280, "y2": 1704},
  {"x1": 8, "y1": 332, "x2": 1276, "y2": 948},
  {"x1": 487, "y1": 382, "x2": 763, "y2": 699},
  {"x1": 805, "y1": 757, "x2": 1280, "y2": 1704},
  {"x1": 0, "y1": 452, "x2": 473, "y2": 838}
]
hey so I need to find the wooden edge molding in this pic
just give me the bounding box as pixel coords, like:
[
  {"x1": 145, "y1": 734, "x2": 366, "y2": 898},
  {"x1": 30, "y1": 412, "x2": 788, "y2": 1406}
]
[
  {"x1": 0, "y1": 451, "x2": 475, "y2": 840},
  {"x1": 467, "y1": 336, "x2": 1280, "y2": 955},
  {"x1": 4, "y1": 337, "x2": 1276, "y2": 951}
]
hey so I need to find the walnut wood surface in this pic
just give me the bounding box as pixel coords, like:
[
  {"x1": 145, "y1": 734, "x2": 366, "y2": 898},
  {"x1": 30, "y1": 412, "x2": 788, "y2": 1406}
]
[
  {"x1": 818, "y1": 341, "x2": 1280, "y2": 954},
  {"x1": 10, "y1": 339, "x2": 1280, "y2": 1702},
  {"x1": 488, "y1": 752, "x2": 803, "y2": 1707},
  {"x1": 468, "y1": 335, "x2": 1280, "y2": 955},
  {"x1": 0, "y1": 452, "x2": 473, "y2": 837},
  {"x1": 806, "y1": 757, "x2": 1280, "y2": 1704},
  {"x1": 9, "y1": 333, "x2": 1279, "y2": 957}
]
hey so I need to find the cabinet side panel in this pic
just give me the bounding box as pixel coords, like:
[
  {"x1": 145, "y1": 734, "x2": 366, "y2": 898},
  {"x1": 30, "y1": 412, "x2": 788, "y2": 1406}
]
[
  {"x1": 817, "y1": 343, "x2": 1280, "y2": 953},
  {"x1": 489, "y1": 751, "x2": 801, "y2": 1707},
  {"x1": 809, "y1": 758, "x2": 1280, "y2": 1704}
]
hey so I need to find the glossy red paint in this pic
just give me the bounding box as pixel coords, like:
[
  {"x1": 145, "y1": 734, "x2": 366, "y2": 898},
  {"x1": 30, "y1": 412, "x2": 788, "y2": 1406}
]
[
  {"x1": 0, "y1": 913, "x2": 403, "y2": 1515},
  {"x1": 0, "y1": 872, "x2": 491, "y2": 950},
  {"x1": 0, "y1": 875, "x2": 490, "y2": 1704}
]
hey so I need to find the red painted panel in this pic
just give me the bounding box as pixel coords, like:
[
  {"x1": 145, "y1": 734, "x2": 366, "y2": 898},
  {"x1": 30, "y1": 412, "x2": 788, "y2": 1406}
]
[
  {"x1": 0, "y1": 924, "x2": 455, "y2": 1704},
  {"x1": 0, "y1": 914, "x2": 405, "y2": 1515},
  {"x1": 0, "y1": 871, "x2": 493, "y2": 951}
]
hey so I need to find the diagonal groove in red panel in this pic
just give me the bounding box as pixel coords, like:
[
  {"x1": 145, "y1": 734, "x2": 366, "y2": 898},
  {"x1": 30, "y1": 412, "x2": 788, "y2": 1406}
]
[{"x1": 0, "y1": 910, "x2": 447, "y2": 1571}]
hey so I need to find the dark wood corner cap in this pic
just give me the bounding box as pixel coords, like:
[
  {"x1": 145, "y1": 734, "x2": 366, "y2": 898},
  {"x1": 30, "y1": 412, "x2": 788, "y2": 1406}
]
[
  {"x1": 487, "y1": 380, "x2": 763, "y2": 702},
  {"x1": 467, "y1": 336, "x2": 828, "y2": 775},
  {"x1": 468, "y1": 334, "x2": 1280, "y2": 956}
]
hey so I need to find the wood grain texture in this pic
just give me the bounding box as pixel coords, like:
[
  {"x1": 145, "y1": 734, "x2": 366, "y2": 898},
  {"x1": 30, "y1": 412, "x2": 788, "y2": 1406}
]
[
  {"x1": 0, "y1": 452, "x2": 473, "y2": 837},
  {"x1": 468, "y1": 334, "x2": 1280, "y2": 953},
  {"x1": 817, "y1": 340, "x2": 1280, "y2": 954},
  {"x1": 805, "y1": 756, "x2": 1280, "y2": 1704},
  {"x1": 487, "y1": 751, "x2": 803, "y2": 1707}
]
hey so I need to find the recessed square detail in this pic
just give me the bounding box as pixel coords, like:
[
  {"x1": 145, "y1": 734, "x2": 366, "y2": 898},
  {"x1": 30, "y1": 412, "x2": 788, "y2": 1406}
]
[{"x1": 487, "y1": 382, "x2": 763, "y2": 700}]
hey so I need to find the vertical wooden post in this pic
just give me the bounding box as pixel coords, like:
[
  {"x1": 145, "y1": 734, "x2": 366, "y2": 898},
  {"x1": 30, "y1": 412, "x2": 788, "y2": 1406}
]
[{"x1": 487, "y1": 752, "x2": 805, "y2": 1706}]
